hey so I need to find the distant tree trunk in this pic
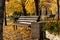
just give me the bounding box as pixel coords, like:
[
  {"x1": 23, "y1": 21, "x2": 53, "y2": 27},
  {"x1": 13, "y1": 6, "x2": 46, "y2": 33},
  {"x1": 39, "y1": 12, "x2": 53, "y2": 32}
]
[
  {"x1": 45, "y1": 8, "x2": 48, "y2": 15},
  {"x1": 34, "y1": 0, "x2": 39, "y2": 15},
  {"x1": 5, "y1": 0, "x2": 10, "y2": 26},
  {"x1": 22, "y1": 3, "x2": 27, "y2": 16},
  {"x1": 0, "y1": 0, "x2": 5, "y2": 40},
  {"x1": 5, "y1": 12, "x2": 7, "y2": 26},
  {"x1": 57, "y1": 0, "x2": 59, "y2": 20}
]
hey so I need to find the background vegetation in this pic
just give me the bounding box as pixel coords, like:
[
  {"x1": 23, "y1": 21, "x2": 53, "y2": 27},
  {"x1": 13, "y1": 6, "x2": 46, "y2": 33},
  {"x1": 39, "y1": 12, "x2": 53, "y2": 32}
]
[{"x1": 5, "y1": 0, "x2": 58, "y2": 16}]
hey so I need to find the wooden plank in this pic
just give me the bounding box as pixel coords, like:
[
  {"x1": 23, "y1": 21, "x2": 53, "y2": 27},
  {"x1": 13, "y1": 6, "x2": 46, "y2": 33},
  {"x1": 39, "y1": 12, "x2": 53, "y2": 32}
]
[
  {"x1": 19, "y1": 22, "x2": 31, "y2": 24},
  {"x1": 20, "y1": 16, "x2": 39, "y2": 18},
  {"x1": 31, "y1": 22, "x2": 40, "y2": 39},
  {"x1": 18, "y1": 20, "x2": 36, "y2": 22},
  {"x1": 31, "y1": 22, "x2": 46, "y2": 40},
  {"x1": 13, "y1": 23, "x2": 30, "y2": 27},
  {"x1": 19, "y1": 18, "x2": 37, "y2": 20}
]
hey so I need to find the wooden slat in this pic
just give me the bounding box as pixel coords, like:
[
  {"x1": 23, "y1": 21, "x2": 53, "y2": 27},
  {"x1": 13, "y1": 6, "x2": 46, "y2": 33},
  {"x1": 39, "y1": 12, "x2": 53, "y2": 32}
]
[
  {"x1": 13, "y1": 23, "x2": 31, "y2": 26},
  {"x1": 18, "y1": 20, "x2": 36, "y2": 22},
  {"x1": 19, "y1": 22, "x2": 31, "y2": 24},
  {"x1": 14, "y1": 16, "x2": 39, "y2": 27},
  {"x1": 20, "y1": 16, "x2": 39, "y2": 18},
  {"x1": 19, "y1": 18, "x2": 38, "y2": 20},
  {"x1": 17, "y1": 16, "x2": 39, "y2": 25}
]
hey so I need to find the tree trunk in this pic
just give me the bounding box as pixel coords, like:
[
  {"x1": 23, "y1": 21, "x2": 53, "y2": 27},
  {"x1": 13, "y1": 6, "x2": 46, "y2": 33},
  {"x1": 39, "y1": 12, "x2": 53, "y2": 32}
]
[
  {"x1": 22, "y1": 3, "x2": 27, "y2": 16},
  {"x1": 5, "y1": 12, "x2": 7, "y2": 26},
  {"x1": 34, "y1": 0, "x2": 39, "y2": 15},
  {"x1": 0, "y1": 0, "x2": 5, "y2": 40},
  {"x1": 57, "y1": 0, "x2": 59, "y2": 20}
]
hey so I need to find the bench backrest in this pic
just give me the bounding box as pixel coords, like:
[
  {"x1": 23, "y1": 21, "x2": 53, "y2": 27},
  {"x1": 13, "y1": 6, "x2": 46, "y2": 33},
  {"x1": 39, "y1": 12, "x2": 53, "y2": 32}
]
[{"x1": 17, "y1": 16, "x2": 40, "y2": 25}]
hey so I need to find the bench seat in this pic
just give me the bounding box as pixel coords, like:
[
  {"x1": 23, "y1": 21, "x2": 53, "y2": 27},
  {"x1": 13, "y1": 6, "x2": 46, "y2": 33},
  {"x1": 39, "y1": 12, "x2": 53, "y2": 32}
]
[{"x1": 13, "y1": 16, "x2": 40, "y2": 30}]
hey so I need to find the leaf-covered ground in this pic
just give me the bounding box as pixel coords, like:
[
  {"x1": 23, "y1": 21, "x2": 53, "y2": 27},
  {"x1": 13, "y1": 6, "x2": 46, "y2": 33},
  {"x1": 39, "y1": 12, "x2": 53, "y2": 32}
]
[{"x1": 3, "y1": 20, "x2": 33, "y2": 40}]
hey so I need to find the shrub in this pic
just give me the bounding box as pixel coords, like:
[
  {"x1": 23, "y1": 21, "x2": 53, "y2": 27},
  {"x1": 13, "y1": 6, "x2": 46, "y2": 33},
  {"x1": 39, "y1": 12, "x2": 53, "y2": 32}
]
[{"x1": 43, "y1": 21, "x2": 60, "y2": 35}]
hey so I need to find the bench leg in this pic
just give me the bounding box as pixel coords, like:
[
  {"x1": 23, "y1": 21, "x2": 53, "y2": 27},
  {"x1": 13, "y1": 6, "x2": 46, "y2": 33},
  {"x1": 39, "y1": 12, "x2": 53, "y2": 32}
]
[
  {"x1": 13, "y1": 25, "x2": 15, "y2": 30},
  {"x1": 31, "y1": 22, "x2": 46, "y2": 40},
  {"x1": 13, "y1": 25, "x2": 17, "y2": 30},
  {"x1": 28, "y1": 25, "x2": 31, "y2": 28},
  {"x1": 16, "y1": 25, "x2": 17, "y2": 30}
]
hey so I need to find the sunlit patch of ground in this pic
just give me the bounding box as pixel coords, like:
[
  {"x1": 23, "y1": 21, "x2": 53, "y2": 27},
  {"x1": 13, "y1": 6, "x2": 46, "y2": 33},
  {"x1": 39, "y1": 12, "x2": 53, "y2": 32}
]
[{"x1": 3, "y1": 19, "x2": 32, "y2": 40}]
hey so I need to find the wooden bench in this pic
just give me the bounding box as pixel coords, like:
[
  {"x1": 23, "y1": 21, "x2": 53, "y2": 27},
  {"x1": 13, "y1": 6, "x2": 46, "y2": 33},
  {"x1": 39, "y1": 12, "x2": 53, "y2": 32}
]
[
  {"x1": 13, "y1": 16, "x2": 50, "y2": 40},
  {"x1": 13, "y1": 16, "x2": 40, "y2": 30}
]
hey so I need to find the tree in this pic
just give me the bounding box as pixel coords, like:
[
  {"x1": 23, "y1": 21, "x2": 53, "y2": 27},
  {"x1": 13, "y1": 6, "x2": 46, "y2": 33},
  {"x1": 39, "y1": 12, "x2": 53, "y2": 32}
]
[
  {"x1": 6, "y1": 0, "x2": 27, "y2": 16},
  {"x1": 57, "y1": 0, "x2": 59, "y2": 20},
  {"x1": 40, "y1": 0, "x2": 52, "y2": 15},
  {"x1": 20, "y1": 0, "x2": 27, "y2": 16},
  {"x1": 9, "y1": 11, "x2": 21, "y2": 23},
  {"x1": 34, "y1": 0, "x2": 39, "y2": 15},
  {"x1": 5, "y1": 0, "x2": 23, "y2": 16},
  {"x1": 5, "y1": 0, "x2": 8, "y2": 26},
  {"x1": 25, "y1": 0, "x2": 36, "y2": 15},
  {"x1": 22, "y1": 2, "x2": 27, "y2": 16},
  {"x1": 4, "y1": 11, "x2": 7, "y2": 26},
  {"x1": 0, "y1": 0, "x2": 5, "y2": 40}
]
